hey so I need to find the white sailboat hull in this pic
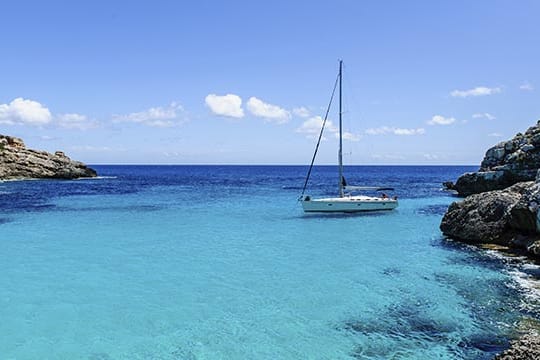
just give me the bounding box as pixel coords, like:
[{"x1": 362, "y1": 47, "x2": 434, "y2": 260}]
[
  {"x1": 299, "y1": 61, "x2": 399, "y2": 214},
  {"x1": 301, "y1": 195, "x2": 398, "y2": 213}
]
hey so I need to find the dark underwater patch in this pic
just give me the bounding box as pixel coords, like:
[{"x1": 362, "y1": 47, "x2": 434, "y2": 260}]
[
  {"x1": 433, "y1": 271, "x2": 518, "y2": 306},
  {"x1": 436, "y1": 238, "x2": 525, "y2": 271},
  {"x1": 88, "y1": 352, "x2": 112, "y2": 360},
  {"x1": 56, "y1": 204, "x2": 164, "y2": 213},
  {"x1": 300, "y1": 211, "x2": 395, "y2": 220},
  {"x1": 381, "y1": 267, "x2": 401, "y2": 276},
  {"x1": 341, "y1": 298, "x2": 451, "y2": 341},
  {"x1": 338, "y1": 295, "x2": 516, "y2": 359},
  {"x1": 0, "y1": 176, "x2": 141, "y2": 215},
  {"x1": 342, "y1": 300, "x2": 457, "y2": 358},
  {"x1": 281, "y1": 185, "x2": 302, "y2": 190},
  {"x1": 171, "y1": 345, "x2": 198, "y2": 360},
  {"x1": 457, "y1": 335, "x2": 509, "y2": 353},
  {"x1": 27, "y1": 204, "x2": 56, "y2": 212},
  {"x1": 415, "y1": 204, "x2": 450, "y2": 216}
]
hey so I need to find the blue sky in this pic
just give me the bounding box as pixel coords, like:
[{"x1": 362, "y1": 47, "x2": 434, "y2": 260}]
[{"x1": 1, "y1": 0, "x2": 538, "y2": 164}]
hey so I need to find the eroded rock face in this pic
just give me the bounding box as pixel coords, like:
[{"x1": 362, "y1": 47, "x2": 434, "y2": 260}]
[
  {"x1": 0, "y1": 134, "x2": 97, "y2": 180},
  {"x1": 454, "y1": 171, "x2": 517, "y2": 197},
  {"x1": 441, "y1": 181, "x2": 540, "y2": 257},
  {"x1": 453, "y1": 120, "x2": 540, "y2": 196},
  {"x1": 441, "y1": 122, "x2": 540, "y2": 257},
  {"x1": 441, "y1": 182, "x2": 531, "y2": 244}
]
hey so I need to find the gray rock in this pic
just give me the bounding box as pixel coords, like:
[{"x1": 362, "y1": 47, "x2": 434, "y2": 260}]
[
  {"x1": 441, "y1": 182, "x2": 529, "y2": 245},
  {"x1": 522, "y1": 144, "x2": 535, "y2": 152},
  {"x1": 441, "y1": 181, "x2": 540, "y2": 257},
  {"x1": 454, "y1": 171, "x2": 515, "y2": 197},
  {"x1": 536, "y1": 169, "x2": 540, "y2": 182},
  {"x1": 0, "y1": 134, "x2": 97, "y2": 180},
  {"x1": 442, "y1": 181, "x2": 455, "y2": 190},
  {"x1": 493, "y1": 332, "x2": 540, "y2": 359},
  {"x1": 441, "y1": 123, "x2": 540, "y2": 258},
  {"x1": 531, "y1": 134, "x2": 540, "y2": 145},
  {"x1": 527, "y1": 241, "x2": 540, "y2": 256},
  {"x1": 453, "y1": 120, "x2": 540, "y2": 196},
  {"x1": 505, "y1": 141, "x2": 516, "y2": 152}
]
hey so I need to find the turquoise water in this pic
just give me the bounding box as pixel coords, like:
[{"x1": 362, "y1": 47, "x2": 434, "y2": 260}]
[{"x1": 1, "y1": 166, "x2": 538, "y2": 359}]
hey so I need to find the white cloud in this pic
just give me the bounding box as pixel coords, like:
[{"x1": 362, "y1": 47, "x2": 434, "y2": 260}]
[
  {"x1": 205, "y1": 94, "x2": 244, "y2": 118},
  {"x1": 246, "y1": 97, "x2": 291, "y2": 123},
  {"x1": 57, "y1": 113, "x2": 98, "y2": 130},
  {"x1": 427, "y1": 115, "x2": 455, "y2": 126},
  {"x1": 450, "y1": 86, "x2": 501, "y2": 98},
  {"x1": 371, "y1": 154, "x2": 405, "y2": 160},
  {"x1": 519, "y1": 82, "x2": 534, "y2": 91},
  {"x1": 365, "y1": 126, "x2": 425, "y2": 135},
  {"x1": 423, "y1": 154, "x2": 439, "y2": 160},
  {"x1": 340, "y1": 131, "x2": 361, "y2": 141},
  {"x1": 472, "y1": 113, "x2": 496, "y2": 120},
  {"x1": 113, "y1": 102, "x2": 185, "y2": 127},
  {"x1": 59, "y1": 113, "x2": 87, "y2": 123},
  {"x1": 296, "y1": 116, "x2": 360, "y2": 141},
  {"x1": 293, "y1": 106, "x2": 310, "y2": 118},
  {"x1": 488, "y1": 132, "x2": 503, "y2": 137},
  {"x1": 0, "y1": 97, "x2": 52, "y2": 125},
  {"x1": 70, "y1": 145, "x2": 118, "y2": 152},
  {"x1": 394, "y1": 128, "x2": 426, "y2": 135},
  {"x1": 296, "y1": 116, "x2": 337, "y2": 137}
]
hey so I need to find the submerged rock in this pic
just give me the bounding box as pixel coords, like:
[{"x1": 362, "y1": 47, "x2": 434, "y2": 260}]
[
  {"x1": 452, "y1": 120, "x2": 540, "y2": 197},
  {"x1": 442, "y1": 181, "x2": 455, "y2": 191},
  {"x1": 0, "y1": 134, "x2": 97, "y2": 180}
]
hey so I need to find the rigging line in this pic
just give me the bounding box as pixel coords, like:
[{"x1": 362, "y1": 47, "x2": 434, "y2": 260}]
[{"x1": 299, "y1": 72, "x2": 340, "y2": 198}]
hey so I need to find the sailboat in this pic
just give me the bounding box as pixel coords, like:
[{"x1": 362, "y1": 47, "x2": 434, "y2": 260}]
[{"x1": 299, "y1": 60, "x2": 398, "y2": 213}]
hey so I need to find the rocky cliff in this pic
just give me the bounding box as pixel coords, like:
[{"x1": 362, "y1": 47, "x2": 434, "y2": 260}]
[
  {"x1": 441, "y1": 179, "x2": 540, "y2": 257},
  {"x1": 441, "y1": 121, "x2": 540, "y2": 257},
  {"x1": 453, "y1": 120, "x2": 540, "y2": 196},
  {"x1": 0, "y1": 135, "x2": 97, "y2": 180}
]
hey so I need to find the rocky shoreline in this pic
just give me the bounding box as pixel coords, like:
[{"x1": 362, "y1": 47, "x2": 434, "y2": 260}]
[
  {"x1": 494, "y1": 332, "x2": 540, "y2": 360},
  {"x1": 441, "y1": 121, "x2": 540, "y2": 358},
  {"x1": 447, "y1": 122, "x2": 540, "y2": 197},
  {"x1": 441, "y1": 180, "x2": 540, "y2": 257},
  {"x1": 0, "y1": 134, "x2": 96, "y2": 180},
  {"x1": 441, "y1": 121, "x2": 540, "y2": 258}
]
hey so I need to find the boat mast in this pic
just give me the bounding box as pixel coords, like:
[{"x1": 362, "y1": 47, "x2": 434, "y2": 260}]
[{"x1": 338, "y1": 60, "x2": 344, "y2": 198}]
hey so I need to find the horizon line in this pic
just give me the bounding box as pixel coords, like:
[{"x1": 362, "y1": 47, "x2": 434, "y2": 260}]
[{"x1": 88, "y1": 163, "x2": 478, "y2": 167}]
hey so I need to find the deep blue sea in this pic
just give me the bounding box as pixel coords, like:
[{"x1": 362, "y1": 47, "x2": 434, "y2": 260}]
[{"x1": 1, "y1": 165, "x2": 540, "y2": 359}]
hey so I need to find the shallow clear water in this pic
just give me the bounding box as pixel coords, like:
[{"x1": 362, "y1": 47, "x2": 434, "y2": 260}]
[{"x1": 1, "y1": 165, "x2": 538, "y2": 359}]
